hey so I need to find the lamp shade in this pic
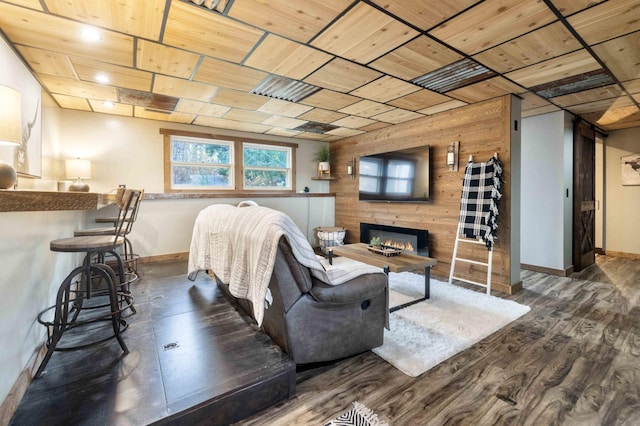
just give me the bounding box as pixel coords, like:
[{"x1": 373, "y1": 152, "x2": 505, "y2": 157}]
[
  {"x1": 65, "y1": 158, "x2": 91, "y2": 179},
  {"x1": 0, "y1": 85, "x2": 22, "y2": 146}
]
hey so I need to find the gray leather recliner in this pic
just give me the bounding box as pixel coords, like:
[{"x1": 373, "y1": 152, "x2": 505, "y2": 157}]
[{"x1": 216, "y1": 237, "x2": 388, "y2": 364}]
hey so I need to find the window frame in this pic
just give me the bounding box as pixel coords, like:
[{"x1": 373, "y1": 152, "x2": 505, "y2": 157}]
[
  {"x1": 242, "y1": 142, "x2": 293, "y2": 191},
  {"x1": 162, "y1": 129, "x2": 297, "y2": 194}
]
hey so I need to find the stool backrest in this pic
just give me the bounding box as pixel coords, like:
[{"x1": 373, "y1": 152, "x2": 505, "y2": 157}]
[{"x1": 113, "y1": 189, "x2": 143, "y2": 244}]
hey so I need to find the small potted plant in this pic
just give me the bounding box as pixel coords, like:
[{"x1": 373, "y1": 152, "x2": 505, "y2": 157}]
[
  {"x1": 369, "y1": 236, "x2": 382, "y2": 248},
  {"x1": 314, "y1": 144, "x2": 330, "y2": 177}
]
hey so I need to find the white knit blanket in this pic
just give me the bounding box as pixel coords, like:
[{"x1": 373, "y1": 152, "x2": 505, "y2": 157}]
[{"x1": 187, "y1": 203, "x2": 383, "y2": 326}]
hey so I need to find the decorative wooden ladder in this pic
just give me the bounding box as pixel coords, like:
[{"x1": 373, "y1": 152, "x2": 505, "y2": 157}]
[
  {"x1": 448, "y1": 154, "x2": 496, "y2": 295},
  {"x1": 448, "y1": 221, "x2": 493, "y2": 295}
]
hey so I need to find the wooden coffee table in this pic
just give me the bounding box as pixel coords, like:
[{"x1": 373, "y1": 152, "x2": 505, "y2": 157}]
[{"x1": 329, "y1": 243, "x2": 437, "y2": 312}]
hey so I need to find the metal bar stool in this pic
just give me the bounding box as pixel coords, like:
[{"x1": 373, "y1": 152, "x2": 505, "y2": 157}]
[
  {"x1": 75, "y1": 188, "x2": 144, "y2": 274},
  {"x1": 34, "y1": 189, "x2": 142, "y2": 378}
]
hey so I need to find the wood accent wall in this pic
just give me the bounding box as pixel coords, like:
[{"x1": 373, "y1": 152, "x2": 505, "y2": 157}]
[{"x1": 331, "y1": 95, "x2": 516, "y2": 293}]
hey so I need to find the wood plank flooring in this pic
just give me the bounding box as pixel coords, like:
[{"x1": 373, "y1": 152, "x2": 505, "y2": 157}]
[
  {"x1": 238, "y1": 255, "x2": 640, "y2": 425},
  {"x1": 10, "y1": 255, "x2": 639, "y2": 425}
]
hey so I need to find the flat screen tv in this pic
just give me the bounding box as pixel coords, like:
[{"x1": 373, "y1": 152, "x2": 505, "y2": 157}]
[{"x1": 358, "y1": 145, "x2": 430, "y2": 203}]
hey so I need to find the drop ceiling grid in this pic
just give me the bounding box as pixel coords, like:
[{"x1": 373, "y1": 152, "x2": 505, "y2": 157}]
[
  {"x1": 135, "y1": 40, "x2": 201, "y2": 79},
  {"x1": 368, "y1": 0, "x2": 480, "y2": 31},
  {"x1": 39, "y1": 74, "x2": 119, "y2": 101},
  {"x1": 152, "y1": 74, "x2": 218, "y2": 103},
  {"x1": 471, "y1": 21, "x2": 584, "y2": 73},
  {"x1": 428, "y1": 0, "x2": 558, "y2": 56},
  {"x1": 71, "y1": 56, "x2": 153, "y2": 92},
  {"x1": 349, "y1": 76, "x2": 421, "y2": 103},
  {"x1": 591, "y1": 32, "x2": 640, "y2": 83},
  {"x1": 0, "y1": 1, "x2": 134, "y2": 67},
  {"x1": 174, "y1": 99, "x2": 230, "y2": 118},
  {"x1": 297, "y1": 108, "x2": 348, "y2": 124},
  {"x1": 368, "y1": 36, "x2": 464, "y2": 80},
  {"x1": 550, "y1": 84, "x2": 624, "y2": 107},
  {"x1": 15, "y1": 45, "x2": 78, "y2": 79},
  {"x1": 43, "y1": 0, "x2": 166, "y2": 41},
  {"x1": 310, "y1": 2, "x2": 419, "y2": 64},
  {"x1": 505, "y1": 49, "x2": 602, "y2": 88},
  {"x1": 0, "y1": 0, "x2": 638, "y2": 137},
  {"x1": 227, "y1": 0, "x2": 353, "y2": 44},
  {"x1": 387, "y1": 89, "x2": 454, "y2": 111},
  {"x1": 303, "y1": 58, "x2": 383, "y2": 93},
  {"x1": 243, "y1": 34, "x2": 334, "y2": 80}
]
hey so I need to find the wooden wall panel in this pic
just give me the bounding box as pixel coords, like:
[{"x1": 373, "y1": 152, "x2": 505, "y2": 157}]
[{"x1": 331, "y1": 95, "x2": 515, "y2": 293}]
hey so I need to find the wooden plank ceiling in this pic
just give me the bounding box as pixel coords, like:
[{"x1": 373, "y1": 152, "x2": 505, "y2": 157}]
[{"x1": 0, "y1": 0, "x2": 638, "y2": 140}]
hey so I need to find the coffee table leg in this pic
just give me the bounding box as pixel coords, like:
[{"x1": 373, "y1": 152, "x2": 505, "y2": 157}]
[{"x1": 424, "y1": 266, "x2": 430, "y2": 299}]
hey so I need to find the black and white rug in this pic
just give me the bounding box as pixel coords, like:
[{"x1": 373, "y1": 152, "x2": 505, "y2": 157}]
[{"x1": 325, "y1": 402, "x2": 388, "y2": 426}]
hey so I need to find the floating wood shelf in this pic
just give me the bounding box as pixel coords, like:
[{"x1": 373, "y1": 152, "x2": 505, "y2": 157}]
[{"x1": 311, "y1": 176, "x2": 338, "y2": 181}]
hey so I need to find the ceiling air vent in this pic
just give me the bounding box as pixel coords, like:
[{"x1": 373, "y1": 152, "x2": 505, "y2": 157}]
[
  {"x1": 292, "y1": 121, "x2": 339, "y2": 134},
  {"x1": 118, "y1": 88, "x2": 179, "y2": 111},
  {"x1": 530, "y1": 69, "x2": 615, "y2": 99},
  {"x1": 412, "y1": 58, "x2": 496, "y2": 93},
  {"x1": 251, "y1": 75, "x2": 321, "y2": 102}
]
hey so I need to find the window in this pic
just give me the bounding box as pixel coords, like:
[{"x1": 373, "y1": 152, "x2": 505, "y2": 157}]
[
  {"x1": 243, "y1": 143, "x2": 292, "y2": 190},
  {"x1": 170, "y1": 135, "x2": 234, "y2": 190},
  {"x1": 162, "y1": 129, "x2": 297, "y2": 193}
]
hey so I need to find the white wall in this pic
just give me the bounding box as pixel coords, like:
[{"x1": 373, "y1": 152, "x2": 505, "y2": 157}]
[
  {"x1": 521, "y1": 111, "x2": 573, "y2": 271},
  {"x1": 21, "y1": 108, "x2": 336, "y2": 256},
  {"x1": 605, "y1": 127, "x2": 640, "y2": 255}
]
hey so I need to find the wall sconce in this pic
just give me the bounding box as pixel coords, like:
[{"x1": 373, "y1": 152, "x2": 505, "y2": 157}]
[
  {"x1": 0, "y1": 84, "x2": 22, "y2": 189},
  {"x1": 66, "y1": 158, "x2": 92, "y2": 192},
  {"x1": 447, "y1": 141, "x2": 459, "y2": 171},
  {"x1": 347, "y1": 158, "x2": 356, "y2": 179}
]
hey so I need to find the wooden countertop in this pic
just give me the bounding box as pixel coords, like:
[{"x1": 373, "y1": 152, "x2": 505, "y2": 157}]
[
  {"x1": 0, "y1": 190, "x2": 335, "y2": 212},
  {"x1": 0, "y1": 190, "x2": 106, "y2": 212}
]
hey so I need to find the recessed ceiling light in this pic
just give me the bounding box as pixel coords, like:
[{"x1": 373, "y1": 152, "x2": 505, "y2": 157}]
[
  {"x1": 81, "y1": 27, "x2": 102, "y2": 42},
  {"x1": 103, "y1": 101, "x2": 114, "y2": 108},
  {"x1": 95, "y1": 74, "x2": 110, "y2": 84}
]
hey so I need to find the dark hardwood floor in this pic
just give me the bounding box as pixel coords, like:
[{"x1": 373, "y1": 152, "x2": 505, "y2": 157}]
[
  {"x1": 10, "y1": 255, "x2": 640, "y2": 425},
  {"x1": 238, "y1": 254, "x2": 640, "y2": 425},
  {"x1": 9, "y1": 261, "x2": 295, "y2": 426}
]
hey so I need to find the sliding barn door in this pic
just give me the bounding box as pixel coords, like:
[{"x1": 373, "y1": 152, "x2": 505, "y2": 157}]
[{"x1": 573, "y1": 118, "x2": 596, "y2": 272}]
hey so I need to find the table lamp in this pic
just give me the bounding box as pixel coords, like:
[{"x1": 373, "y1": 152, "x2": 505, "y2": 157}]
[{"x1": 66, "y1": 158, "x2": 91, "y2": 192}]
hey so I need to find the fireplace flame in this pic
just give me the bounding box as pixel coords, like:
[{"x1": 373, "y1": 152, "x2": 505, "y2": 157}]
[{"x1": 382, "y1": 239, "x2": 414, "y2": 252}]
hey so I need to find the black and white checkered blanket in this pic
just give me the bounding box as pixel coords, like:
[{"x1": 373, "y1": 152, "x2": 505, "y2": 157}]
[{"x1": 458, "y1": 155, "x2": 503, "y2": 251}]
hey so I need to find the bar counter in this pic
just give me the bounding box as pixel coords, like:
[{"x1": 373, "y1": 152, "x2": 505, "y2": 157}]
[{"x1": 0, "y1": 190, "x2": 335, "y2": 212}]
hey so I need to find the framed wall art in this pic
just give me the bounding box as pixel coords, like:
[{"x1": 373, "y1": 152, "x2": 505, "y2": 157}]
[
  {"x1": 0, "y1": 35, "x2": 42, "y2": 178},
  {"x1": 621, "y1": 153, "x2": 640, "y2": 186}
]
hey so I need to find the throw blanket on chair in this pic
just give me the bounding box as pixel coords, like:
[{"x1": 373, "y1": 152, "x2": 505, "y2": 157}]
[
  {"x1": 458, "y1": 154, "x2": 503, "y2": 250},
  {"x1": 188, "y1": 203, "x2": 383, "y2": 326}
]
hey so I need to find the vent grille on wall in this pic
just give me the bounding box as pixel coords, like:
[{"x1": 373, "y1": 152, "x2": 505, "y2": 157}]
[
  {"x1": 251, "y1": 75, "x2": 321, "y2": 102},
  {"x1": 411, "y1": 58, "x2": 496, "y2": 93}
]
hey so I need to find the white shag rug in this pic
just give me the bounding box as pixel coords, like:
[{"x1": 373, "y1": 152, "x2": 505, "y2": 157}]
[{"x1": 373, "y1": 272, "x2": 530, "y2": 377}]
